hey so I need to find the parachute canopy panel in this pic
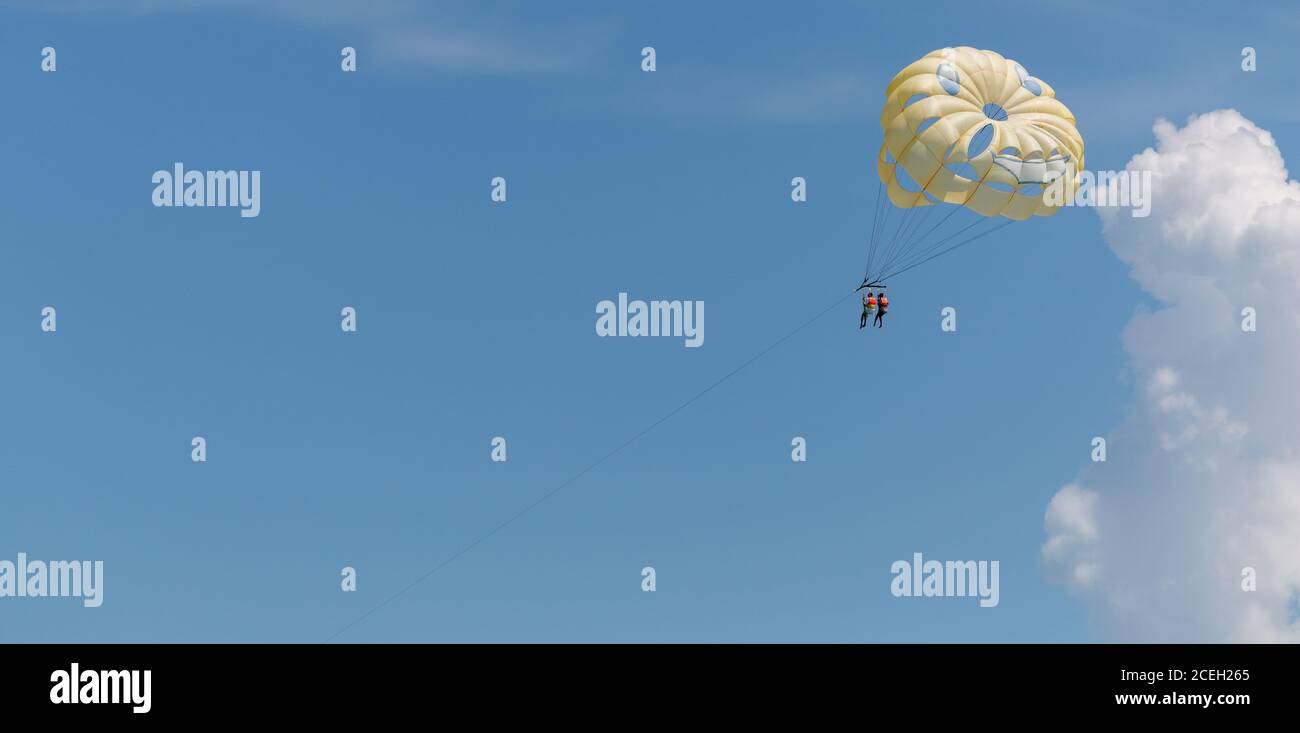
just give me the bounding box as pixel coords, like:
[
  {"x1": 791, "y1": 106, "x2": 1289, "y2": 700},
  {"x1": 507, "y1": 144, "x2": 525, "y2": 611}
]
[
  {"x1": 877, "y1": 46, "x2": 1084, "y2": 221},
  {"x1": 861, "y1": 46, "x2": 1085, "y2": 286}
]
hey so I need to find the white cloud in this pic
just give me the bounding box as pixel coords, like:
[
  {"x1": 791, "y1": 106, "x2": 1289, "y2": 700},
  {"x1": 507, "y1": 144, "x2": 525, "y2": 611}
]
[
  {"x1": 1043, "y1": 484, "x2": 1099, "y2": 588},
  {"x1": 1043, "y1": 109, "x2": 1300, "y2": 641}
]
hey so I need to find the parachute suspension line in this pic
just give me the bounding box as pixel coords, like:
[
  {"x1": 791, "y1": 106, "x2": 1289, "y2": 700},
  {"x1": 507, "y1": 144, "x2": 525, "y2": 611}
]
[
  {"x1": 874, "y1": 200, "x2": 941, "y2": 279},
  {"x1": 891, "y1": 199, "x2": 938, "y2": 259},
  {"x1": 867, "y1": 190, "x2": 898, "y2": 281},
  {"x1": 878, "y1": 219, "x2": 1013, "y2": 282},
  {"x1": 884, "y1": 212, "x2": 986, "y2": 275},
  {"x1": 871, "y1": 199, "x2": 921, "y2": 283},
  {"x1": 883, "y1": 218, "x2": 1010, "y2": 281},
  {"x1": 879, "y1": 202, "x2": 961, "y2": 276},
  {"x1": 873, "y1": 203, "x2": 949, "y2": 282},
  {"x1": 863, "y1": 184, "x2": 883, "y2": 282},
  {"x1": 868, "y1": 141, "x2": 958, "y2": 283},
  {"x1": 863, "y1": 180, "x2": 886, "y2": 282},
  {"x1": 876, "y1": 219, "x2": 985, "y2": 283},
  {"x1": 883, "y1": 197, "x2": 912, "y2": 256},
  {"x1": 875, "y1": 157, "x2": 1005, "y2": 280},
  {"x1": 869, "y1": 216, "x2": 905, "y2": 282},
  {"x1": 879, "y1": 215, "x2": 990, "y2": 279}
]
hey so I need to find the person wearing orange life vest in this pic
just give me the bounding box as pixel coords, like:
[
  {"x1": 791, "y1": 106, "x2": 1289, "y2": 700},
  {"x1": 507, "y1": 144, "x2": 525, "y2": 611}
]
[
  {"x1": 860, "y1": 291, "x2": 877, "y2": 329},
  {"x1": 874, "y1": 292, "x2": 889, "y2": 328}
]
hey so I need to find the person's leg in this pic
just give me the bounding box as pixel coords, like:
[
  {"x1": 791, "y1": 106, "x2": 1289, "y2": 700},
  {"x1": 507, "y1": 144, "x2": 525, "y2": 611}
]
[
  {"x1": 860, "y1": 312, "x2": 867, "y2": 328},
  {"x1": 875, "y1": 311, "x2": 883, "y2": 327}
]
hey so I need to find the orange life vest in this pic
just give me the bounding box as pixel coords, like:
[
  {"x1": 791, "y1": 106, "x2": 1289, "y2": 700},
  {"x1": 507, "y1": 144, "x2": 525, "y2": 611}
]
[
  {"x1": 879, "y1": 296, "x2": 889, "y2": 309},
  {"x1": 866, "y1": 295, "x2": 877, "y2": 309}
]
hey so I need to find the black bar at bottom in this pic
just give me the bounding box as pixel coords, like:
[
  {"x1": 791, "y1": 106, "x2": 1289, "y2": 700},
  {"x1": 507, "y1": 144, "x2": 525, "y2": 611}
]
[{"x1": 0, "y1": 644, "x2": 1287, "y2": 720}]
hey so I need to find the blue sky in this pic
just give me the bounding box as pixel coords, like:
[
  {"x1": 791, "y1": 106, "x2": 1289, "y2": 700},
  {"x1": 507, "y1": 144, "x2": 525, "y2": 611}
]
[{"x1": 1, "y1": 1, "x2": 1297, "y2": 642}]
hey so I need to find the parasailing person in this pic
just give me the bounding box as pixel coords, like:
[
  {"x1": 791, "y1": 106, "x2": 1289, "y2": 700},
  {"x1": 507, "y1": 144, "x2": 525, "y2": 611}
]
[{"x1": 860, "y1": 291, "x2": 876, "y2": 329}]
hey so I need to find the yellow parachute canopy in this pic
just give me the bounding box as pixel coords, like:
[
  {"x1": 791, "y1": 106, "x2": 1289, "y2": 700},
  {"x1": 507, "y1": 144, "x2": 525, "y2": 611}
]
[{"x1": 877, "y1": 46, "x2": 1084, "y2": 220}]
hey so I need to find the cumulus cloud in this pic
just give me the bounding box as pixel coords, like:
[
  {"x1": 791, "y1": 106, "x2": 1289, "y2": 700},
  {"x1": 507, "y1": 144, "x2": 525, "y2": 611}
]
[{"x1": 1043, "y1": 109, "x2": 1300, "y2": 641}]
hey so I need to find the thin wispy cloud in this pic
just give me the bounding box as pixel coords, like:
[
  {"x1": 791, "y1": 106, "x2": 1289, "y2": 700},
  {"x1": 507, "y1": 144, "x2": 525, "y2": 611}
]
[
  {"x1": 617, "y1": 66, "x2": 875, "y2": 126},
  {"x1": 4, "y1": 0, "x2": 610, "y2": 73}
]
